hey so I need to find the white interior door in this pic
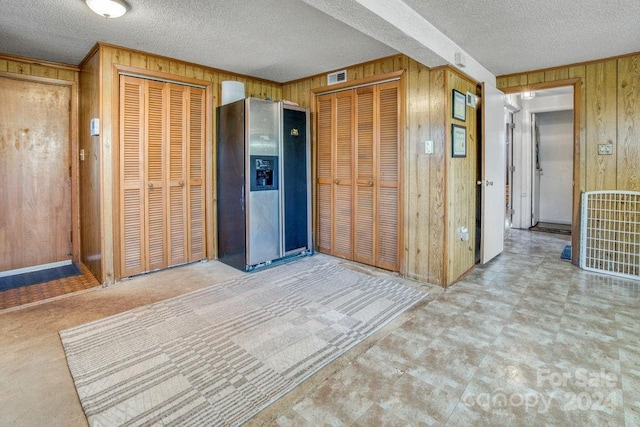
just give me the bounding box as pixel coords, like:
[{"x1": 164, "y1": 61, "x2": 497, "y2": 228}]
[{"x1": 480, "y1": 82, "x2": 506, "y2": 264}]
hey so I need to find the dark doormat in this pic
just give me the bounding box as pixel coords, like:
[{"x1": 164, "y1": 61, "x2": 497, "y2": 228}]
[
  {"x1": 0, "y1": 263, "x2": 82, "y2": 292},
  {"x1": 530, "y1": 223, "x2": 572, "y2": 236},
  {"x1": 561, "y1": 245, "x2": 572, "y2": 261}
]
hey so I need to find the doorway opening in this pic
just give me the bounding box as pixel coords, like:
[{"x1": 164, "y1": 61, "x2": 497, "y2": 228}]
[
  {"x1": 508, "y1": 86, "x2": 575, "y2": 232},
  {"x1": 530, "y1": 109, "x2": 574, "y2": 235}
]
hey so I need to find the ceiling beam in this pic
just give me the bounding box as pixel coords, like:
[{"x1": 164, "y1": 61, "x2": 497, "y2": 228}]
[{"x1": 300, "y1": 0, "x2": 496, "y2": 84}]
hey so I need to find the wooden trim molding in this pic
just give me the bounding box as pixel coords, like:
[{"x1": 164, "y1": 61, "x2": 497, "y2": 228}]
[
  {"x1": 497, "y1": 51, "x2": 640, "y2": 81},
  {"x1": 101, "y1": 42, "x2": 280, "y2": 86},
  {"x1": 499, "y1": 78, "x2": 581, "y2": 94},
  {"x1": 430, "y1": 64, "x2": 479, "y2": 86},
  {"x1": 499, "y1": 77, "x2": 583, "y2": 265},
  {"x1": 0, "y1": 52, "x2": 78, "y2": 72}
]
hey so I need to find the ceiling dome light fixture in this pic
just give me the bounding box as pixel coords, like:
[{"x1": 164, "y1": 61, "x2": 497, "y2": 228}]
[{"x1": 85, "y1": 0, "x2": 131, "y2": 18}]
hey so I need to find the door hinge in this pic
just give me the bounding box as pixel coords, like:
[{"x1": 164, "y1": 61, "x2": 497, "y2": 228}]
[
  {"x1": 70, "y1": 230, "x2": 73, "y2": 243},
  {"x1": 508, "y1": 123, "x2": 515, "y2": 130},
  {"x1": 510, "y1": 166, "x2": 516, "y2": 172}
]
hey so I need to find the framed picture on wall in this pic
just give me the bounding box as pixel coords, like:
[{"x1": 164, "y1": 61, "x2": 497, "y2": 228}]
[
  {"x1": 452, "y1": 124, "x2": 466, "y2": 158},
  {"x1": 452, "y1": 89, "x2": 466, "y2": 121}
]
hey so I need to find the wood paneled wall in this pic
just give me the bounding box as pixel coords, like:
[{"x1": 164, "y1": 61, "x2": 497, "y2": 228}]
[
  {"x1": 7, "y1": 45, "x2": 638, "y2": 287},
  {"x1": 497, "y1": 53, "x2": 640, "y2": 193},
  {"x1": 0, "y1": 54, "x2": 77, "y2": 82},
  {"x1": 412, "y1": 64, "x2": 446, "y2": 285},
  {"x1": 283, "y1": 55, "x2": 478, "y2": 286},
  {"x1": 79, "y1": 52, "x2": 102, "y2": 280},
  {"x1": 446, "y1": 70, "x2": 478, "y2": 283},
  {"x1": 80, "y1": 43, "x2": 282, "y2": 283}
]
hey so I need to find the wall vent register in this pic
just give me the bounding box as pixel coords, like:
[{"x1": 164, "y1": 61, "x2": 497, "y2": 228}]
[{"x1": 327, "y1": 70, "x2": 347, "y2": 85}]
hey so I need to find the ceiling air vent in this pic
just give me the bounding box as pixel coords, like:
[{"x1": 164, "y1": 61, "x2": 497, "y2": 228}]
[{"x1": 327, "y1": 70, "x2": 347, "y2": 85}]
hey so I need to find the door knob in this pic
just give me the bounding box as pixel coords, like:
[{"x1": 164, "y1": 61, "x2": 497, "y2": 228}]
[
  {"x1": 179, "y1": 180, "x2": 185, "y2": 187},
  {"x1": 334, "y1": 179, "x2": 340, "y2": 185},
  {"x1": 368, "y1": 181, "x2": 374, "y2": 187},
  {"x1": 148, "y1": 183, "x2": 154, "y2": 188}
]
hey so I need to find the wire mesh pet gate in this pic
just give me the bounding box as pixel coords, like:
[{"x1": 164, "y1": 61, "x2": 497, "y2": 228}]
[{"x1": 580, "y1": 191, "x2": 640, "y2": 280}]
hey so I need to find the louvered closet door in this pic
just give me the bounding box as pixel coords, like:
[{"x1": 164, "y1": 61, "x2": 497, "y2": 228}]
[
  {"x1": 120, "y1": 76, "x2": 205, "y2": 277},
  {"x1": 146, "y1": 80, "x2": 168, "y2": 271},
  {"x1": 167, "y1": 85, "x2": 187, "y2": 265},
  {"x1": 187, "y1": 87, "x2": 205, "y2": 261},
  {"x1": 315, "y1": 80, "x2": 400, "y2": 271},
  {"x1": 121, "y1": 76, "x2": 147, "y2": 276},
  {"x1": 353, "y1": 82, "x2": 399, "y2": 270},
  {"x1": 316, "y1": 93, "x2": 333, "y2": 254},
  {"x1": 333, "y1": 91, "x2": 354, "y2": 259},
  {"x1": 354, "y1": 86, "x2": 375, "y2": 265},
  {"x1": 375, "y1": 81, "x2": 399, "y2": 271},
  {"x1": 316, "y1": 90, "x2": 354, "y2": 259}
]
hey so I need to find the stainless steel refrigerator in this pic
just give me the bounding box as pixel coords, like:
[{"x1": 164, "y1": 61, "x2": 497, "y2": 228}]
[{"x1": 216, "y1": 98, "x2": 312, "y2": 271}]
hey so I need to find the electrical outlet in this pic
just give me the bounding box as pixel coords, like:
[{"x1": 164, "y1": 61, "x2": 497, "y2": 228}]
[{"x1": 598, "y1": 144, "x2": 613, "y2": 155}]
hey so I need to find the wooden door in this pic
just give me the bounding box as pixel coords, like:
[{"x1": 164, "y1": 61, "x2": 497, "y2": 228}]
[
  {"x1": 354, "y1": 81, "x2": 399, "y2": 270},
  {"x1": 187, "y1": 87, "x2": 205, "y2": 262},
  {"x1": 316, "y1": 93, "x2": 333, "y2": 254},
  {"x1": 120, "y1": 76, "x2": 205, "y2": 277},
  {"x1": 354, "y1": 86, "x2": 375, "y2": 265},
  {"x1": 316, "y1": 91, "x2": 354, "y2": 259},
  {"x1": 121, "y1": 75, "x2": 148, "y2": 276},
  {"x1": 376, "y1": 81, "x2": 400, "y2": 271},
  {"x1": 316, "y1": 80, "x2": 400, "y2": 271},
  {"x1": 0, "y1": 76, "x2": 72, "y2": 272},
  {"x1": 334, "y1": 91, "x2": 354, "y2": 259},
  {"x1": 168, "y1": 84, "x2": 187, "y2": 266},
  {"x1": 146, "y1": 80, "x2": 167, "y2": 272}
]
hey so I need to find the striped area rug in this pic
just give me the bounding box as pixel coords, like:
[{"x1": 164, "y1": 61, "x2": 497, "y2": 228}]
[{"x1": 60, "y1": 256, "x2": 426, "y2": 426}]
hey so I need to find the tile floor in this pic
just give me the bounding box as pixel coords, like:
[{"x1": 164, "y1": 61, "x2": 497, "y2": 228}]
[
  {"x1": 0, "y1": 263, "x2": 100, "y2": 311},
  {"x1": 1, "y1": 229, "x2": 639, "y2": 426}
]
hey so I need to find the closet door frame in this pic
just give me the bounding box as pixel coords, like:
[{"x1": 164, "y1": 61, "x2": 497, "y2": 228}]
[
  {"x1": 112, "y1": 65, "x2": 213, "y2": 281},
  {"x1": 312, "y1": 70, "x2": 405, "y2": 273}
]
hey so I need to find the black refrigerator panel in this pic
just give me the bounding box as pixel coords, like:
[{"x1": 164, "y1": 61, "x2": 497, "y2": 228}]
[
  {"x1": 282, "y1": 106, "x2": 312, "y2": 254},
  {"x1": 216, "y1": 99, "x2": 247, "y2": 270}
]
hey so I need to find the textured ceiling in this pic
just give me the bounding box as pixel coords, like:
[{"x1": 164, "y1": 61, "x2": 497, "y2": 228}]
[
  {"x1": 402, "y1": 0, "x2": 640, "y2": 76},
  {"x1": 0, "y1": 0, "x2": 638, "y2": 83}
]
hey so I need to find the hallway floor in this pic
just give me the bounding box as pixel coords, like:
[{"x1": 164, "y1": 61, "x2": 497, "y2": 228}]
[{"x1": 1, "y1": 230, "x2": 639, "y2": 426}]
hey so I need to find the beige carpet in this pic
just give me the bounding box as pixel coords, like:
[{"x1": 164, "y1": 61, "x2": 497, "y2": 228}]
[{"x1": 60, "y1": 256, "x2": 426, "y2": 426}]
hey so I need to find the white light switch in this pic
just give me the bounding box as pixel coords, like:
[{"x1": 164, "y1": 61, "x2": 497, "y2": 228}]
[
  {"x1": 90, "y1": 118, "x2": 100, "y2": 136},
  {"x1": 425, "y1": 140, "x2": 434, "y2": 155}
]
